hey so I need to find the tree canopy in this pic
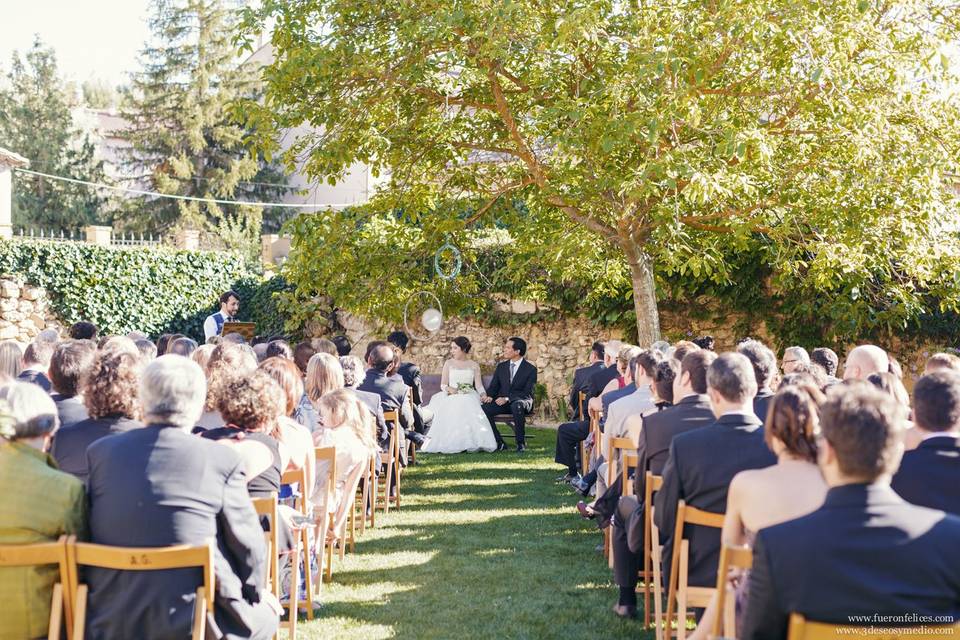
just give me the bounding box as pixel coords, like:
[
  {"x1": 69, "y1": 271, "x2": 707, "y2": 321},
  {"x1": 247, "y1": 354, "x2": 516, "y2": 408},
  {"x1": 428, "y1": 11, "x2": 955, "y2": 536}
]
[
  {"x1": 239, "y1": 0, "x2": 960, "y2": 343},
  {"x1": 0, "y1": 38, "x2": 108, "y2": 229}
]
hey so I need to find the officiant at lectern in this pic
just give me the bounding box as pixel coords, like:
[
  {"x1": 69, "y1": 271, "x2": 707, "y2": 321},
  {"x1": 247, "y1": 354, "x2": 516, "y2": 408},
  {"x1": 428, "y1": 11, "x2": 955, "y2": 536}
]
[
  {"x1": 203, "y1": 290, "x2": 241, "y2": 341},
  {"x1": 481, "y1": 336, "x2": 537, "y2": 452}
]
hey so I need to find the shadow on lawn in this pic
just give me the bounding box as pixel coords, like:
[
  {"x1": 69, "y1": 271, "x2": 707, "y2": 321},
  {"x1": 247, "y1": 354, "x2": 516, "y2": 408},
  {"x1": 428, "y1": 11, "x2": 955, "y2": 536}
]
[{"x1": 302, "y1": 429, "x2": 646, "y2": 640}]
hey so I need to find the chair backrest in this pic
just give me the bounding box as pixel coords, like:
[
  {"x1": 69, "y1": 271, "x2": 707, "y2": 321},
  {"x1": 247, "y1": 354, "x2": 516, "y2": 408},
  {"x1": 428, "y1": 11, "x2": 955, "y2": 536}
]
[
  {"x1": 578, "y1": 391, "x2": 587, "y2": 419},
  {"x1": 280, "y1": 466, "x2": 309, "y2": 515},
  {"x1": 251, "y1": 493, "x2": 280, "y2": 600},
  {"x1": 68, "y1": 538, "x2": 215, "y2": 640},
  {"x1": 314, "y1": 445, "x2": 337, "y2": 516},
  {"x1": 787, "y1": 613, "x2": 960, "y2": 640},
  {"x1": 607, "y1": 436, "x2": 637, "y2": 483},
  {"x1": 666, "y1": 500, "x2": 725, "y2": 635},
  {"x1": 711, "y1": 544, "x2": 753, "y2": 638},
  {"x1": 0, "y1": 535, "x2": 71, "y2": 638},
  {"x1": 622, "y1": 453, "x2": 639, "y2": 497}
]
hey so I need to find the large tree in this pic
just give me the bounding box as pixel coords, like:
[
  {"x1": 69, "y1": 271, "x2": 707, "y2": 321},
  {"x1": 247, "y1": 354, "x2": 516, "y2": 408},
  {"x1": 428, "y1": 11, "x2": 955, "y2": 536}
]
[
  {"x1": 0, "y1": 38, "x2": 108, "y2": 229},
  {"x1": 123, "y1": 0, "x2": 284, "y2": 254},
  {"x1": 240, "y1": 0, "x2": 960, "y2": 343}
]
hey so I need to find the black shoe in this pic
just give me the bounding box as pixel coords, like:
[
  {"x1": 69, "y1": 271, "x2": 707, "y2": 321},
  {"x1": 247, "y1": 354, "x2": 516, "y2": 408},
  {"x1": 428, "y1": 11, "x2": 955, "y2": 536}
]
[
  {"x1": 516, "y1": 444, "x2": 526, "y2": 453},
  {"x1": 495, "y1": 442, "x2": 508, "y2": 452},
  {"x1": 556, "y1": 472, "x2": 578, "y2": 484}
]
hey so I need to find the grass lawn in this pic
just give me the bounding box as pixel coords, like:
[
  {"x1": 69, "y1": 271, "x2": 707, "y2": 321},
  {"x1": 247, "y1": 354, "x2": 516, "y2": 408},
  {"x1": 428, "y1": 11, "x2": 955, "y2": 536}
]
[{"x1": 296, "y1": 426, "x2": 654, "y2": 639}]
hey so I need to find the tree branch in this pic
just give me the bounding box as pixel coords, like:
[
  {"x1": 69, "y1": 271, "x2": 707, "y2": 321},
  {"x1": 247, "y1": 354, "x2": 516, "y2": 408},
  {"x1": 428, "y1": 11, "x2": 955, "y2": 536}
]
[{"x1": 463, "y1": 177, "x2": 536, "y2": 225}]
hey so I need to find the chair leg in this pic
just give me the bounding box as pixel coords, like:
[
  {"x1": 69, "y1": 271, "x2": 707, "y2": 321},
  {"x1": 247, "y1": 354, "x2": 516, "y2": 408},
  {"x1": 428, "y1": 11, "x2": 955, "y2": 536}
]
[
  {"x1": 651, "y1": 523, "x2": 665, "y2": 640},
  {"x1": 286, "y1": 541, "x2": 299, "y2": 640},
  {"x1": 677, "y1": 540, "x2": 689, "y2": 640},
  {"x1": 300, "y1": 527, "x2": 313, "y2": 621},
  {"x1": 72, "y1": 584, "x2": 87, "y2": 640},
  {"x1": 191, "y1": 586, "x2": 206, "y2": 640},
  {"x1": 48, "y1": 583, "x2": 63, "y2": 640}
]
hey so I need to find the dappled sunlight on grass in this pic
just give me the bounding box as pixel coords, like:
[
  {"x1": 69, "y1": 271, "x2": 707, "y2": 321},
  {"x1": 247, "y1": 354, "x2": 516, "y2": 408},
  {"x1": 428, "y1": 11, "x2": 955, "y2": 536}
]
[{"x1": 296, "y1": 428, "x2": 651, "y2": 640}]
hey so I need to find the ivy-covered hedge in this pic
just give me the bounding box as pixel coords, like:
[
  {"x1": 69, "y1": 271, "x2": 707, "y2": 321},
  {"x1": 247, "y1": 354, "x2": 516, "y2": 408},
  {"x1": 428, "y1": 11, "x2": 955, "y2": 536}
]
[{"x1": 0, "y1": 240, "x2": 285, "y2": 340}]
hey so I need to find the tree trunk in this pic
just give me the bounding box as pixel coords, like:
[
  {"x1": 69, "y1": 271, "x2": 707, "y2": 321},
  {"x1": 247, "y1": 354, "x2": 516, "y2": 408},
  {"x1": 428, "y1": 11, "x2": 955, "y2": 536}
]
[{"x1": 623, "y1": 240, "x2": 661, "y2": 346}]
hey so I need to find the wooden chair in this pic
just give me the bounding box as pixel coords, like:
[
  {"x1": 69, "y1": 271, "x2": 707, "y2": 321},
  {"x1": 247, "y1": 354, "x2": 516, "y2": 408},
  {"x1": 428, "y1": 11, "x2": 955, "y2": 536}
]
[
  {"x1": 380, "y1": 410, "x2": 402, "y2": 513},
  {"x1": 281, "y1": 467, "x2": 315, "y2": 622},
  {"x1": 364, "y1": 452, "x2": 377, "y2": 529},
  {"x1": 0, "y1": 535, "x2": 71, "y2": 640},
  {"x1": 787, "y1": 613, "x2": 960, "y2": 640},
  {"x1": 643, "y1": 472, "x2": 665, "y2": 632},
  {"x1": 665, "y1": 500, "x2": 725, "y2": 640},
  {"x1": 252, "y1": 492, "x2": 298, "y2": 640},
  {"x1": 622, "y1": 453, "x2": 638, "y2": 498},
  {"x1": 604, "y1": 436, "x2": 638, "y2": 566},
  {"x1": 67, "y1": 537, "x2": 214, "y2": 640},
  {"x1": 406, "y1": 392, "x2": 417, "y2": 465},
  {"x1": 578, "y1": 391, "x2": 589, "y2": 473},
  {"x1": 312, "y1": 446, "x2": 337, "y2": 585},
  {"x1": 711, "y1": 544, "x2": 753, "y2": 639},
  {"x1": 350, "y1": 451, "x2": 377, "y2": 545}
]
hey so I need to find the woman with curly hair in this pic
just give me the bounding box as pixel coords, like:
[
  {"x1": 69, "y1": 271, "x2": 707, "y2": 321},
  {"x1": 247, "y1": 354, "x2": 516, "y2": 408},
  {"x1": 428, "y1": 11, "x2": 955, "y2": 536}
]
[
  {"x1": 196, "y1": 343, "x2": 258, "y2": 431},
  {"x1": 200, "y1": 370, "x2": 290, "y2": 498},
  {"x1": 50, "y1": 351, "x2": 144, "y2": 482}
]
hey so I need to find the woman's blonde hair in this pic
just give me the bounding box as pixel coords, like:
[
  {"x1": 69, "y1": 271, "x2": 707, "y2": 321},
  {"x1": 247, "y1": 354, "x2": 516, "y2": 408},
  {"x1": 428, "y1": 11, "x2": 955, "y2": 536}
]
[
  {"x1": 318, "y1": 388, "x2": 377, "y2": 453},
  {"x1": 305, "y1": 353, "x2": 344, "y2": 405},
  {"x1": 192, "y1": 344, "x2": 216, "y2": 372},
  {"x1": 0, "y1": 341, "x2": 23, "y2": 378}
]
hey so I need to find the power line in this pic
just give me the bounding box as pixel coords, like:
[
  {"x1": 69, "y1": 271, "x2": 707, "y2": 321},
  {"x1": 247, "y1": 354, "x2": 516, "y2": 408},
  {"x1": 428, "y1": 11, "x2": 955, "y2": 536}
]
[{"x1": 13, "y1": 167, "x2": 353, "y2": 210}]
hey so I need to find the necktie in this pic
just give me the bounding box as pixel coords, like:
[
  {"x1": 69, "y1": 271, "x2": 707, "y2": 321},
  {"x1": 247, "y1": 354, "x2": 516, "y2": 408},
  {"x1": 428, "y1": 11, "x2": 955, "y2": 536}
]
[{"x1": 510, "y1": 361, "x2": 516, "y2": 382}]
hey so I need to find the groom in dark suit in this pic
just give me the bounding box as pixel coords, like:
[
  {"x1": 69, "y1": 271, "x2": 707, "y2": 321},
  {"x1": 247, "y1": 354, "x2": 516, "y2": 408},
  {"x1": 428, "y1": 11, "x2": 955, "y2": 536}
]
[{"x1": 481, "y1": 336, "x2": 537, "y2": 452}]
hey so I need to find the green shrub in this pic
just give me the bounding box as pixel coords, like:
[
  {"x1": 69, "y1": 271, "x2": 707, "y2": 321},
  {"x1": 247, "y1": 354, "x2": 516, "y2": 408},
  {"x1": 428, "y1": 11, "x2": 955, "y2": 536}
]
[{"x1": 0, "y1": 240, "x2": 275, "y2": 340}]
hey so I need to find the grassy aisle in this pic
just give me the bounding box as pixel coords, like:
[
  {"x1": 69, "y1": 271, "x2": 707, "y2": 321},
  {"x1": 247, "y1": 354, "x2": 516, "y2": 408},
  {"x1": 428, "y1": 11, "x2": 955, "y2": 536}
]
[{"x1": 298, "y1": 427, "x2": 652, "y2": 639}]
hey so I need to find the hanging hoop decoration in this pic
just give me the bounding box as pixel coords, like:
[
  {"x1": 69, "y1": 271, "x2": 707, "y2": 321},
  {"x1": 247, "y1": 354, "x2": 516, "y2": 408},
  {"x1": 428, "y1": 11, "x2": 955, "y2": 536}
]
[
  {"x1": 403, "y1": 291, "x2": 445, "y2": 340},
  {"x1": 434, "y1": 242, "x2": 462, "y2": 281}
]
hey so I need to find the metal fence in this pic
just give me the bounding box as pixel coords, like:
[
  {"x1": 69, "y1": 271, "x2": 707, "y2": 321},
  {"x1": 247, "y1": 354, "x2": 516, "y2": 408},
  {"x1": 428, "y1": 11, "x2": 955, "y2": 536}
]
[
  {"x1": 109, "y1": 231, "x2": 162, "y2": 247},
  {"x1": 12, "y1": 227, "x2": 163, "y2": 247}
]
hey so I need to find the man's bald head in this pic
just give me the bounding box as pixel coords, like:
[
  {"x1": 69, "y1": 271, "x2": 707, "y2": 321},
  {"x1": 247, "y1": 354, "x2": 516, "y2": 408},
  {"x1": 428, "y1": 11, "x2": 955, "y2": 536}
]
[
  {"x1": 369, "y1": 344, "x2": 396, "y2": 373},
  {"x1": 843, "y1": 345, "x2": 890, "y2": 381}
]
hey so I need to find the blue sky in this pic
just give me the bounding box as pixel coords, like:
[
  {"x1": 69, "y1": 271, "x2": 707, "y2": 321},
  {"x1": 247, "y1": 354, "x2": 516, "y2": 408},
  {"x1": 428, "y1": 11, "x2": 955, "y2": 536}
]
[{"x1": 0, "y1": 1, "x2": 151, "y2": 86}]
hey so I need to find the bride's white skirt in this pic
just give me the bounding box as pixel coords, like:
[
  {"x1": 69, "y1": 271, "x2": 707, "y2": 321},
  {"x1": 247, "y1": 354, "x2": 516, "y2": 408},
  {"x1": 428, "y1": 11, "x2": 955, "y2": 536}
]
[{"x1": 421, "y1": 391, "x2": 498, "y2": 453}]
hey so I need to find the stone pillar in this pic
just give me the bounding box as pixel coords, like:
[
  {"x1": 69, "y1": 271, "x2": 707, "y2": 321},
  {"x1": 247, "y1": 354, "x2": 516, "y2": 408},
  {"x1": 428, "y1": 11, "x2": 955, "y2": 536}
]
[
  {"x1": 84, "y1": 225, "x2": 113, "y2": 246},
  {"x1": 0, "y1": 148, "x2": 30, "y2": 240},
  {"x1": 261, "y1": 234, "x2": 279, "y2": 263},
  {"x1": 176, "y1": 229, "x2": 200, "y2": 251}
]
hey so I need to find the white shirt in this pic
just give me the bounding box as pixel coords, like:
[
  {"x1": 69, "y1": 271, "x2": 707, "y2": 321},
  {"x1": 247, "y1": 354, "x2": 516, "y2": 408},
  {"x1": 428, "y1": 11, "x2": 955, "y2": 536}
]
[{"x1": 203, "y1": 311, "x2": 230, "y2": 341}]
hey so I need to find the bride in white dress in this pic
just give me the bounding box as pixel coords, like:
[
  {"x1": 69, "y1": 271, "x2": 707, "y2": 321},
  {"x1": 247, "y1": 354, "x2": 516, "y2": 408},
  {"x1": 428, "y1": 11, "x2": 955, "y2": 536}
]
[{"x1": 421, "y1": 336, "x2": 498, "y2": 454}]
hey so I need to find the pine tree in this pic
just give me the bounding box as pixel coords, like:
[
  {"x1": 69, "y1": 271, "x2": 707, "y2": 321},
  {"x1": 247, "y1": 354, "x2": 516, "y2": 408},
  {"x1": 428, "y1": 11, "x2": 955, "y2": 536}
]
[
  {"x1": 0, "y1": 37, "x2": 108, "y2": 230},
  {"x1": 122, "y1": 0, "x2": 279, "y2": 254}
]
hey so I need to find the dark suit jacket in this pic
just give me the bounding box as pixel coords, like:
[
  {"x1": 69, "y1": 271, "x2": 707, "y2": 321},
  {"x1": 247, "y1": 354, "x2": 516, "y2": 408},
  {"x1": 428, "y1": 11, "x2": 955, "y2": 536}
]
[
  {"x1": 587, "y1": 363, "x2": 619, "y2": 399},
  {"x1": 85, "y1": 425, "x2": 269, "y2": 640},
  {"x1": 358, "y1": 369, "x2": 414, "y2": 430},
  {"x1": 633, "y1": 394, "x2": 715, "y2": 499},
  {"x1": 486, "y1": 358, "x2": 537, "y2": 409},
  {"x1": 741, "y1": 484, "x2": 960, "y2": 639},
  {"x1": 17, "y1": 369, "x2": 52, "y2": 392},
  {"x1": 52, "y1": 394, "x2": 89, "y2": 430},
  {"x1": 892, "y1": 435, "x2": 960, "y2": 515},
  {"x1": 351, "y1": 387, "x2": 388, "y2": 446},
  {"x1": 397, "y1": 361, "x2": 423, "y2": 406},
  {"x1": 653, "y1": 412, "x2": 776, "y2": 588},
  {"x1": 569, "y1": 361, "x2": 604, "y2": 420},
  {"x1": 50, "y1": 415, "x2": 141, "y2": 483},
  {"x1": 753, "y1": 388, "x2": 774, "y2": 424}
]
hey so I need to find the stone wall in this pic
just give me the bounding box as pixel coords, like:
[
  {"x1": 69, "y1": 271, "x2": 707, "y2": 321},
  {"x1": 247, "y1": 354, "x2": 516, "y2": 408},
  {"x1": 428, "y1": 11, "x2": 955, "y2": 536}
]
[{"x1": 0, "y1": 276, "x2": 60, "y2": 342}]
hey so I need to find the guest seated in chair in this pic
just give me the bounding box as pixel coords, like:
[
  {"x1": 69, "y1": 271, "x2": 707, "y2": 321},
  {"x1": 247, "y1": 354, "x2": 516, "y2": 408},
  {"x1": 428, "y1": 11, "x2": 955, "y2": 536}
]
[
  {"x1": 741, "y1": 382, "x2": 960, "y2": 638},
  {"x1": 0, "y1": 382, "x2": 86, "y2": 640},
  {"x1": 85, "y1": 355, "x2": 280, "y2": 640}
]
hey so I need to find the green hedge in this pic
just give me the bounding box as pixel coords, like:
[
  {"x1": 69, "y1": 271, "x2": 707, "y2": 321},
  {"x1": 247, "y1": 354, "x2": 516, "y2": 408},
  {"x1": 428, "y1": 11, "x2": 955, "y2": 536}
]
[{"x1": 0, "y1": 240, "x2": 285, "y2": 340}]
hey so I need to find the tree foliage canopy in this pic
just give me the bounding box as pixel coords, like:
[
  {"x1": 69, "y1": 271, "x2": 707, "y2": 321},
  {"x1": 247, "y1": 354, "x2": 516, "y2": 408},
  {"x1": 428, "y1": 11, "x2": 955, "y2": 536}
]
[
  {"x1": 0, "y1": 38, "x2": 108, "y2": 229},
  {"x1": 240, "y1": 0, "x2": 960, "y2": 343}
]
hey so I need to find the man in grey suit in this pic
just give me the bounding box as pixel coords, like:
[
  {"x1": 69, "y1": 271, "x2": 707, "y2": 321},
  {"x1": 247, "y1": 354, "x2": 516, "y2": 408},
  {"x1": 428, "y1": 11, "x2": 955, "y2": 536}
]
[
  {"x1": 358, "y1": 342, "x2": 424, "y2": 447},
  {"x1": 85, "y1": 355, "x2": 279, "y2": 640}
]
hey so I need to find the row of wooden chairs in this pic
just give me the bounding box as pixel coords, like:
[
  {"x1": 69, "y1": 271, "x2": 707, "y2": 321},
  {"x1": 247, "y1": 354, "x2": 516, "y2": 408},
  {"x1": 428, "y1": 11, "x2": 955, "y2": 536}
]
[
  {"x1": 0, "y1": 535, "x2": 215, "y2": 640},
  {"x1": 635, "y1": 473, "x2": 959, "y2": 640}
]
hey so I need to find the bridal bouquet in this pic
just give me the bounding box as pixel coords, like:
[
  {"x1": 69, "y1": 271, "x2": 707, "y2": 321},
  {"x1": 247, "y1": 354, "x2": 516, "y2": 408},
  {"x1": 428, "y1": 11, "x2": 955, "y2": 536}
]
[{"x1": 456, "y1": 382, "x2": 474, "y2": 394}]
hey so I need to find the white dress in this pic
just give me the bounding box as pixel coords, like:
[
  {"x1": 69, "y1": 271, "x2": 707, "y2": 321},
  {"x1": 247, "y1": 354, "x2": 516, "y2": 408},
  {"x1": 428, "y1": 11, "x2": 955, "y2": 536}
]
[{"x1": 421, "y1": 364, "x2": 498, "y2": 453}]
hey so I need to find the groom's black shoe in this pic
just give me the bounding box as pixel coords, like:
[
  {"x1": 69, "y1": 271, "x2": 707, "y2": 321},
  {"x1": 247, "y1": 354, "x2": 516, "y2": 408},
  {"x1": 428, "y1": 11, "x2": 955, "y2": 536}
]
[
  {"x1": 516, "y1": 444, "x2": 526, "y2": 453},
  {"x1": 495, "y1": 442, "x2": 509, "y2": 452}
]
